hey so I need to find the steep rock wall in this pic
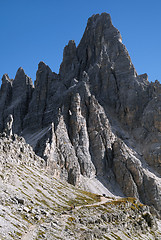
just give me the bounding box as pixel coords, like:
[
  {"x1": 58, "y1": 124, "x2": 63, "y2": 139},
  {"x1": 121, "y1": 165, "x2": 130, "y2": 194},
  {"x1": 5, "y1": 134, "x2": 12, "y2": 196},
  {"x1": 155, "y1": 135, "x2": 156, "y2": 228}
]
[{"x1": 0, "y1": 13, "x2": 161, "y2": 215}]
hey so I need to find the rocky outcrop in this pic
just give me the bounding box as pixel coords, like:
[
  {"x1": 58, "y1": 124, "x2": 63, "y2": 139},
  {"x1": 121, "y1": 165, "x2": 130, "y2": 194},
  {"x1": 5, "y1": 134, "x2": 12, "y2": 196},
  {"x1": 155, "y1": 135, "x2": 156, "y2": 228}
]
[
  {"x1": 0, "y1": 125, "x2": 159, "y2": 239},
  {"x1": 112, "y1": 139, "x2": 161, "y2": 216},
  {"x1": 24, "y1": 62, "x2": 60, "y2": 130},
  {"x1": 4, "y1": 114, "x2": 13, "y2": 136},
  {"x1": 0, "y1": 74, "x2": 12, "y2": 131},
  {"x1": 0, "y1": 68, "x2": 34, "y2": 134},
  {"x1": 1, "y1": 12, "x2": 161, "y2": 217},
  {"x1": 0, "y1": 132, "x2": 44, "y2": 169},
  {"x1": 69, "y1": 92, "x2": 96, "y2": 178},
  {"x1": 1, "y1": 141, "x2": 160, "y2": 240}
]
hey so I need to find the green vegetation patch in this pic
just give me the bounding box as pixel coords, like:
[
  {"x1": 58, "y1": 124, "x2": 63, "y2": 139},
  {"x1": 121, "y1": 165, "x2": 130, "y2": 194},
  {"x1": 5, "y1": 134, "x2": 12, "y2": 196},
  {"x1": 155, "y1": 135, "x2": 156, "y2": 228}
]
[
  {"x1": 104, "y1": 197, "x2": 143, "y2": 209},
  {"x1": 103, "y1": 236, "x2": 112, "y2": 240},
  {"x1": 68, "y1": 216, "x2": 75, "y2": 222},
  {"x1": 15, "y1": 231, "x2": 22, "y2": 237},
  {"x1": 79, "y1": 190, "x2": 101, "y2": 201},
  {"x1": 65, "y1": 190, "x2": 101, "y2": 207}
]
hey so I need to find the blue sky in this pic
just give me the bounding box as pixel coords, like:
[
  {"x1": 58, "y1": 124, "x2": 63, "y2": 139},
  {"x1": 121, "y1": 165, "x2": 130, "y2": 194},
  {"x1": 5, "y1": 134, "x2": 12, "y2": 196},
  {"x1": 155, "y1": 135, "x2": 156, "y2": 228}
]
[{"x1": 0, "y1": 0, "x2": 161, "y2": 83}]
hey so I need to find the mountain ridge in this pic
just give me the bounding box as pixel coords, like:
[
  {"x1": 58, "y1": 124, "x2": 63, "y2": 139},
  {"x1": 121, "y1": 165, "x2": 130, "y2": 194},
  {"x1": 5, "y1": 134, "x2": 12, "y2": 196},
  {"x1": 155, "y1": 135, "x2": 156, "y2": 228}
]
[{"x1": 1, "y1": 12, "x2": 161, "y2": 222}]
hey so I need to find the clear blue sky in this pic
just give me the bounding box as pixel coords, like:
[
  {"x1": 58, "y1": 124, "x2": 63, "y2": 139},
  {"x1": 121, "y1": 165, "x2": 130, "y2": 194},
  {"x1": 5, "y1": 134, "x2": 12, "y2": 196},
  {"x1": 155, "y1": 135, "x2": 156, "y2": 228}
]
[{"x1": 0, "y1": 0, "x2": 161, "y2": 83}]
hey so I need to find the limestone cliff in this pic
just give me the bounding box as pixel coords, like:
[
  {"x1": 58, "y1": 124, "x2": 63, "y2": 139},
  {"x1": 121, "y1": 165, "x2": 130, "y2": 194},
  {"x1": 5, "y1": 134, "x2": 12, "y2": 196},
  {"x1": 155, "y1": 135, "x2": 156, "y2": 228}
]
[{"x1": 1, "y1": 13, "x2": 161, "y2": 217}]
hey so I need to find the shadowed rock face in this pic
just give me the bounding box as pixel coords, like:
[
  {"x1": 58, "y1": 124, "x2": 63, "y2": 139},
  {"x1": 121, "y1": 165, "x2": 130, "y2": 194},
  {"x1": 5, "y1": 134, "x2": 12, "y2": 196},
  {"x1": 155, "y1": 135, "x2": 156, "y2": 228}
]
[
  {"x1": 1, "y1": 13, "x2": 161, "y2": 215},
  {"x1": 0, "y1": 68, "x2": 34, "y2": 133}
]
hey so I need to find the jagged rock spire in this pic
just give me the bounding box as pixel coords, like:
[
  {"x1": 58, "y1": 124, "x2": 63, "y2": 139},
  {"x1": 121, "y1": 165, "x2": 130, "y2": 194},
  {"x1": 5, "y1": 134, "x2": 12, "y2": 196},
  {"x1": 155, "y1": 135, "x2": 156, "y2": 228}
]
[
  {"x1": 0, "y1": 13, "x2": 161, "y2": 217},
  {"x1": 4, "y1": 114, "x2": 13, "y2": 136},
  {"x1": 2, "y1": 73, "x2": 12, "y2": 84}
]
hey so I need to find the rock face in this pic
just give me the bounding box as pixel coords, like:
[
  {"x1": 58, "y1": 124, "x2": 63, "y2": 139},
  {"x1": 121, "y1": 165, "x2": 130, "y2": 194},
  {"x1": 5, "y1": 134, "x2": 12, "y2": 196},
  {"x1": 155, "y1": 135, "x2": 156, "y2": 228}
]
[
  {"x1": 0, "y1": 134, "x2": 160, "y2": 240},
  {"x1": 1, "y1": 12, "x2": 161, "y2": 216},
  {"x1": 0, "y1": 68, "x2": 33, "y2": 133}
]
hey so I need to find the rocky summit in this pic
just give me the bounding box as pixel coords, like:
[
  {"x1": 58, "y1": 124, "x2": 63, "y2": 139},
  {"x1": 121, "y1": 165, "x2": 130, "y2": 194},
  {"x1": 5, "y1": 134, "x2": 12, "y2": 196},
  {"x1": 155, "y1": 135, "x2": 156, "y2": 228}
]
[{"x1": 1, "y1": 12, "x2": 161, "y2": 239}]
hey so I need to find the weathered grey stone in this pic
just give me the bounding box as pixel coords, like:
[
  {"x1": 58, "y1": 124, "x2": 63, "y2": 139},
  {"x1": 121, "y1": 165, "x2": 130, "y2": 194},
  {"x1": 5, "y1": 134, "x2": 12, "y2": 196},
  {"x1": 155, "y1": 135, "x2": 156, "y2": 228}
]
[
  {"x1": 69, "y1": 92, "x2": 96, "y2": 178},
  {"x1": 0, "y1": 68, "x2": 34, "y2": 134},
  {"x1": 0, "y1": 12, "x2": 161, "y2": 219},
  {"x1": 23, "y1": 206, "x2": 30, "y2": 213},
  {"x1": 4, "y1": 114, "x2": 13, "y2": 136},
  {"x1": 34, "y1": 214, "x2": 41, "y2": 221},
  {"x1": 15, "y1": 197, "x2": 25, "y2": 205},
  {"x1": 0, "y1": 74, "x2": 12, "y2": 131}
]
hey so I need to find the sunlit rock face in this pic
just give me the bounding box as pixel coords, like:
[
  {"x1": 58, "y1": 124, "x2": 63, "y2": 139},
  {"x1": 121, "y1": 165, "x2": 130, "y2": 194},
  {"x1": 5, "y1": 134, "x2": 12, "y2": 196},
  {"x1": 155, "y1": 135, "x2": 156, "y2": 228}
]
[{"x1": 1, "y1": 13, "x2": 161, "y2": 215}]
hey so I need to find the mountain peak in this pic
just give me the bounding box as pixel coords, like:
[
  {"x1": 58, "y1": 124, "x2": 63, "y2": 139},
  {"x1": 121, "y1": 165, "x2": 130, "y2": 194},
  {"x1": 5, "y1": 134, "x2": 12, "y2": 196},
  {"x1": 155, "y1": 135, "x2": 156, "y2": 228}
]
[
  {"x1": 84, "y1": 12, "x2": 121, "y2": 44},
  {"x1": 14, "y1": 67, "x2": 28, "y2": 84},
  {"x1": 16, "y1": 67, "x2": 25, "y2": 76},
  {"x1": 0, "y1": 13, "x2": 161, "y2": 230},
  {"x1": 38, "y1": 61, "x2": 48, "y2": 70},
  {"x1": 87, "y1": 12, "x2": 112, "y2": 29},
  {"x1": 2, "y1": 73, "x2": 11, "y2": 84}
]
